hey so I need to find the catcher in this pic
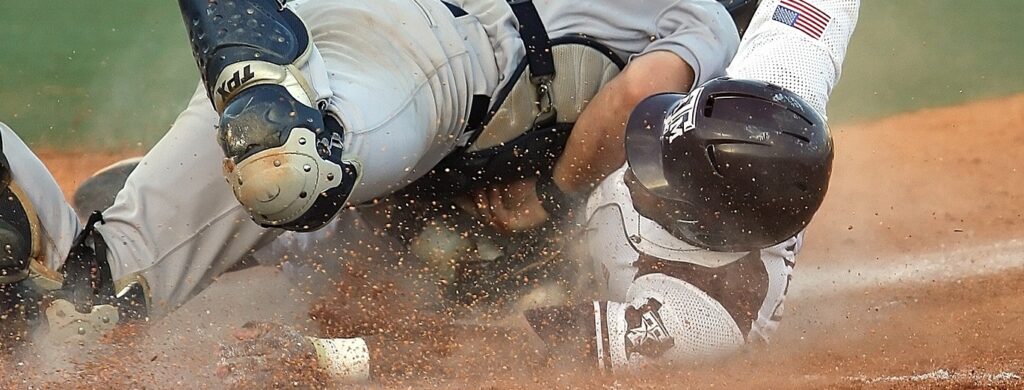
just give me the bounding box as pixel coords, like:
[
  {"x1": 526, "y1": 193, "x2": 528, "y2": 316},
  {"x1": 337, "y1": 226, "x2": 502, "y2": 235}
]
[
  {"x1": 0, "y1": 0, "x2": 742, "y2": 355},
  {"x1": 214, "y1": 0, "x2": 858, "y2": 383}
]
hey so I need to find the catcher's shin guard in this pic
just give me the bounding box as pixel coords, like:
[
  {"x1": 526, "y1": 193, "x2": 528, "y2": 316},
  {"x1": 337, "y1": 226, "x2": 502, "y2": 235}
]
[
  {"x1": 40, "y1": 211, "x2": 150, "y2": 349},
  {"x1": 0, "y1": 140, "x2": 38, "y2": 286},
  {"x1": 58, "y1": 212, "x2": 148, "y2": 320},
  {"x1": 178, "y1": 0, "x2": 359, "y2": 231}
]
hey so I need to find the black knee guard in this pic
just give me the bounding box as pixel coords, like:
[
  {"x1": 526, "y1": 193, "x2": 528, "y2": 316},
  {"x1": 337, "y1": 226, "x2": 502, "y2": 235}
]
[
  {"x1": 0, "y1": 186, "x2": 33, "y2": 285},
  {"x1": 0, "y1": 144, "x2": 36, "y2": 285},
  {"x1": 178, "y1": 0, "x2": 359, "y2": 231}
]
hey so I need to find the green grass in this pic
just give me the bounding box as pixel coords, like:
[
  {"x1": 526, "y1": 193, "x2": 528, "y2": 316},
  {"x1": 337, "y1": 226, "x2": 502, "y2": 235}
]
[
  {"x1": 829, "y1": 0, "x2": 1024, "y2": 123},
  {"x1": 0, "y1": 1, "x2": 1021, "y2": 148},
  {"x1": 0, "y1": 1, "x2": 196, "y2": 148}
]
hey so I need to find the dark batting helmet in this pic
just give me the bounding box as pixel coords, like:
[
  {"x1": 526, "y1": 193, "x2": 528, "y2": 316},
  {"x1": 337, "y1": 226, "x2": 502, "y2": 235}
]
[{"x1": 624, "y1": 77, "x2": 833, "y2": 251}]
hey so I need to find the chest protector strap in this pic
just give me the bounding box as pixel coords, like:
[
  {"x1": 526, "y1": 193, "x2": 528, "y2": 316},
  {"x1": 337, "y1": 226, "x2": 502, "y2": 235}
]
[
  {"x1": 509, "y1": 0, "x2": 555, "y2": 82},
  {"x1": 408, "y1": 1, "x2": 625, "y2": 197}
]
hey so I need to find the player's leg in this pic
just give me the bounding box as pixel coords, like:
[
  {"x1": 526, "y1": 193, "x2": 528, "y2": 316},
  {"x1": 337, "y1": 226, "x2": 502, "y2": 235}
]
[
  {"x1": 72, "y1": 156, "x2": 269, "y2": 274},
  {"x1": 175, "y1": 0, "x2": 356, "y2": 232},
  {"x1": 0, "y1": 88, "x2": 279, "y2": 337},
  {"x1": 90, "y1": 85, "x2": 285, "y2": 315},
  {"x1": 0, "y1": 121, "x2": 81, "y2": 288},
  {"x1": 0, "y1": 117, "x2": 255, "y2": 343},
  {"x1": 71, "y1": 156, "x2": 141, "y2": 221},
  {"x1": 0, "y1": 122, "x2": 84, "y2": 346}
]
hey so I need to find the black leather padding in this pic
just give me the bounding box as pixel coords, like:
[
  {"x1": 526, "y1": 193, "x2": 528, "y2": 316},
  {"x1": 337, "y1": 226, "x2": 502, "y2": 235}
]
[
  {"x1": 0, "y1": 187, "x2": 32, "y2": 284},
  {"x1": 177, "y1": 0, "x2": 310, "y2": 104}
]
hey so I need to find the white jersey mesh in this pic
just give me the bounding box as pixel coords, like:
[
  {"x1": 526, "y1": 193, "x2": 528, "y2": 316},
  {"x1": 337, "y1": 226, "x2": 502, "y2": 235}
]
[
  {"x1": 749, "y1": 233, "x2": 801, "y2": 343},
  {"x1": 605, "y1": 274, "x2": 745, "y2": 369},
  {"x1": 586, "y1": 169, "x2": 804, "y2": 359},
  {"x1": 725, "y1": 0, "x2": 860, "y2": 117}
]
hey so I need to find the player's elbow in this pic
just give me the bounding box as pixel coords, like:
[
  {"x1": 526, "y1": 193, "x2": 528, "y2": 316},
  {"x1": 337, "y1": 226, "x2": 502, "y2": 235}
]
[
  {"x1": 611, "y1": 74, "x2": 663, "y2": 115},
  {"x1": 616, "y1": 51, "x2": 696, "y2": 107}
]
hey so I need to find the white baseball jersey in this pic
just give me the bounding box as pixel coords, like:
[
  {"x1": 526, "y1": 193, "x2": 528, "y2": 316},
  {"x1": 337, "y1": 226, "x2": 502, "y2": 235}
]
[
  {"x1": 585, "y1": 168, "x2": 800, "y2": 348},
  {"x1": 726, "y1": 0, "x2": 859, "y2": 117},
  {"x1": 583, "y1": 0, "x2": 858, "y2": 369},
  {"x1": 8, "y1": 0, "x2": 739, "y2": 314}
]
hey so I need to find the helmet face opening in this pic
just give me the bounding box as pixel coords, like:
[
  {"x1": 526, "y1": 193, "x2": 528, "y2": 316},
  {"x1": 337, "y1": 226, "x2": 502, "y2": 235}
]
[
  {"x1": 623, "y1": 78, "x2": 833, "y2": 251},
  {"x1": 625, "y1": 93, "x2": 696, "y2": 202}
]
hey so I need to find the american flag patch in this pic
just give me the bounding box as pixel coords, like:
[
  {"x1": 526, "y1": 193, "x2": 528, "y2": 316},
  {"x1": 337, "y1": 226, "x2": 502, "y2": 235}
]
[{"x1": 772, "y1": 0, "x2": 831, "y2": 39}]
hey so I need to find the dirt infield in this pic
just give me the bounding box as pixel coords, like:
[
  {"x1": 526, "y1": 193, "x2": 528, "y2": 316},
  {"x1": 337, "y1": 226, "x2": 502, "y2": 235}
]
[
  {"x1": 25, "y1": 93, "x2": 1024, "y2": 388},
  {"x1": 810, "y1": 93, "x2": 1024, "y2": 258},
  {"x1": 38, "y1": 149, "x2": 142, "y2": 202}
]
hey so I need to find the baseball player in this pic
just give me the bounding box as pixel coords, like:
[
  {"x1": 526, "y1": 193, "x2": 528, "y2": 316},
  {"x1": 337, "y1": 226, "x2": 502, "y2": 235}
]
[
  {"x1": 524, "y1": 0, "x2": 858, "y2": 373},
  {"x1": 0, "y1": 0, "x2": 743, "y2": 347},
  {"x1": 213, "y1": 0, "x2": 857, "y2": 384}
]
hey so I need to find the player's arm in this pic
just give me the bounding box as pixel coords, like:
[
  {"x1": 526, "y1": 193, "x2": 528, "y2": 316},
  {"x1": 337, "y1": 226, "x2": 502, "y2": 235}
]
[
  {"x1": 549, "y1": 52, "x2": 694, "y2": 194},
  {"x1": 550, "y1": 1, "x2": 740, "y2": 196},
  {"x1": 480, "y1": 52, "x2": 697, "y2": 231},
  {"x1": 480, "y1": 1, "x2": 739, "y2": 231}
]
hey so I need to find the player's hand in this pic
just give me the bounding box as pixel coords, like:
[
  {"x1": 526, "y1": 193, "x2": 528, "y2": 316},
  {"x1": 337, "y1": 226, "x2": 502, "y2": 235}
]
[
  {"x1": 217, "y1": 322, "x2": 328, "y2": 388},
  {"x1": 474, "y1": 178, "x2": 550, "y2": 232}
]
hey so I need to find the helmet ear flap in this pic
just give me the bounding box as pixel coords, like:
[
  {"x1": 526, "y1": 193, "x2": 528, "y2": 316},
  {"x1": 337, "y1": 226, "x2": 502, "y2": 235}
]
[{"x1": 623, "y1": 78, "x2": 833, "y2": 251}]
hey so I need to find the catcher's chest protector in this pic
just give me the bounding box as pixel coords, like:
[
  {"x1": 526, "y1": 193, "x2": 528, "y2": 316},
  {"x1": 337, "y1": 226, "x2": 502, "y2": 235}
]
[
  {"x1": 465, "y1": 39, "x2": 623, "y2": 153},
  {"x1": 410, "y1": 1, "x2": 625, "y2": 195},
  {"x1": 471, "y1": 0, "x2": 756, "y2": 155}
]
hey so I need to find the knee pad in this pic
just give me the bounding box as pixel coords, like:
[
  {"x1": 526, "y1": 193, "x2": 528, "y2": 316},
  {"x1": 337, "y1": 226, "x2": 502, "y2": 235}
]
[
  {"x1": 603, "y1": 273, "x2": 745, "y2": 370},
  {"x1": 219, "y1": 86, "x2": 359, "y2": 231},
  {"x1": 178, "y1": 0, "x2": 359, "y2": 231}
]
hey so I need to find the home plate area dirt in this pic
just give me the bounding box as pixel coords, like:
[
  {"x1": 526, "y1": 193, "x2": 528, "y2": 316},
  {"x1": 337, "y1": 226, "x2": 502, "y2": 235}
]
[{"x1": 13, "y1": 94, "x2": 1024, "y2": 388}]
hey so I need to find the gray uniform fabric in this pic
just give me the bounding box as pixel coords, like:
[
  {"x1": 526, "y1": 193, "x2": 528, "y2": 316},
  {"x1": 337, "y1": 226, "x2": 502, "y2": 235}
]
[
  {"x1": 530, "y1": 0, "x2": 739, "y2": 86},
  {"x1": 17, "y1": 0, "x2": 737, "y2": 314},
  {"x1": 0, "y1": 123, "x2": 81, "y2": 273}
]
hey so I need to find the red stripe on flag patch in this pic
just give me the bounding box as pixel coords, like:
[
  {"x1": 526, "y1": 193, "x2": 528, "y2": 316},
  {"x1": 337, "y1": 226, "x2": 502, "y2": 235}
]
[{"x1": 778, "y1": 0, "x2": 832, "y2": 39}]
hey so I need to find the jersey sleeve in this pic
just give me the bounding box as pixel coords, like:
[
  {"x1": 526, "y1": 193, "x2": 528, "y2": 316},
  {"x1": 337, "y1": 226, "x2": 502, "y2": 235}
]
[
  {"x1": 641, "y1": 0, "x2": 741, "y2": 87},
  {"x1": 725, "y1": 0, "x2": 860, "y2": 117}
]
